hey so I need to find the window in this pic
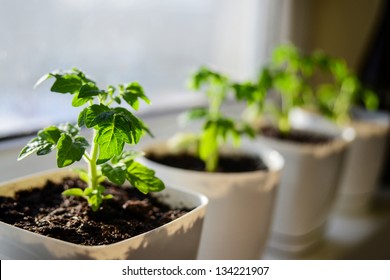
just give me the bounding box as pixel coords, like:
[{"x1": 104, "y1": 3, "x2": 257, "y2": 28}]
[{"x1": 0, "y1": 0, "x2": 283, "y2": 138}]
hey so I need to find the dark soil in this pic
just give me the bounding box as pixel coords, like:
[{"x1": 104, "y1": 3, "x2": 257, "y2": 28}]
[
  {"x1": 260, "y1": 126, "x2": 332, "y2": 144},
  {"x1": 0, "y1": 177, "x2": 190, "y2": 246},
  {"x1": 146, "y1": 153, "x2": 268, "y2": 173}
]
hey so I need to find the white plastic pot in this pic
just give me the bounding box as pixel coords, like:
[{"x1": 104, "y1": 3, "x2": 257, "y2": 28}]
[
  {"x1": 256, "y1": 109, "x2": 355, "y2": 254},
  {"x1": 0, "y1": 169, "x2": 208, "y2": 260},
  {"x1": 139, "y1": 141, "x2": 284, "y2": 260},
  {"x1": 335, "y1": 109, "x2": 390, "y2": 213}
]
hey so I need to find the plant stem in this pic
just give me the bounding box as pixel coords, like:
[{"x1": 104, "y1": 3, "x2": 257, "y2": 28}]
[
  {"x1": 209, "y1": 90, "x2": 223, "y2": 120},
  {"x1": 88, "y1": 130, "x2": 99, "y2": 190}
]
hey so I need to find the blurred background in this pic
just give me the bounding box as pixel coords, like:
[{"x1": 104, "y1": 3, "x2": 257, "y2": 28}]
[
  {"x1": 2, "y1": 0, "x2": 388, "y2": 183},
  {"x1": 1, "y1": 0, "x2": 387, "y2": 136}
]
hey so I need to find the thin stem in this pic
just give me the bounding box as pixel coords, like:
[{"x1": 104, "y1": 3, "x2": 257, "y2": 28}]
[{"x1": 88, "y1": 130, "x2": 99, "y2": 190}]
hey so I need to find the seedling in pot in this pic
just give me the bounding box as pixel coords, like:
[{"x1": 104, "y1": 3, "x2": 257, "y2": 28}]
[
  {"x1": 177, "y1": 66, "x2": 255, "y2": 172},
  {"x1": 311, "y1": 50, "x2": 379, "y2": 125},
  {"x1": 18, "y1": 68, "x2": 164, "y2": 211},
  {"x1": 233, "y1": 44, "x2": 379, "y2": 135}
]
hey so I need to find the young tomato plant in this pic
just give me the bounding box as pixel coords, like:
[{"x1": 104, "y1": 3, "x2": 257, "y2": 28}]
[
  {"x1": 233, "y1": 44, "x2": 316, "y2": 135},
  {"x1": 179, "y1": 66, "x2": 254, "y2": 172},
  {"x1": 312, "y1": 51, "x2": 379, "y2": 125},
  {"x1": 234, "y1": 44, "x2": 379, "y2": 134},
  {"x1": 18, "y1": 68, "x2": 164, "y2": 211}
]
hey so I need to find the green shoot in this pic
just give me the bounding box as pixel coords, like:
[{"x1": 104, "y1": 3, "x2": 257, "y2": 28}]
[
  {"x1": 18, "y1": 68, "x2": 164, "y2": 211},
  {"x1": 180, "y1": 66, "x2": 255, "y2": 172}
]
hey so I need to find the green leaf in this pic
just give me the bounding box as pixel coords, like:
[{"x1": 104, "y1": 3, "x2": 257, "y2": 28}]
[
  {"x1": 72, "y1": 91, "x2": 92, "y2": 107},
  {"x1": 62, "y1": 188, "x2": 85, "y2": 197},
  {"x1": 179, "y1": 107, "x2": 208, "y2": 125},
  {"x1": 79, "y1": 104, "x2": 112, "y2": 128},
  {"x1": 111, "y1": 150, "x2": 144, "y2": 165},
  {"x1": 363, "y1": 89, "x2": 379, "y2": 110},
  {"x1": 95, "y1": 119, "x2": 126, "y2": 164},
  {"x1": 56, "y1": 134, "x2": 88, "y2": 168},
  {"x1": 232, "y1": 82, "x2": 258, "y2": 102},
  {"x1": 330, "y1": 58, "x2": 349, "y2": 82},
  {"x1": 78, "y1": 83, "x2": 104, "y2": 98},
  {"x1": 36, "y1": 142, "x2": 55, "y2": 156},
  {"x1": 188, "y1": 66, "x2": 228, "y2": 91},
  {"x1": 113, "y1": 107, "x2": 147, "y2": 142},
  {"x1": 92, "y1": 110, "x2": 116, "y2": 127},
  {"x1": 38, "y1": 126, "x2": 62, "y2": 144},
  {"x1": 84, "y1": 187, "x2": 93, "y2": 196},
  {"x1": 126, "y1": 161, "x2": 165, "y2": 194},
  {"x1": 271, "y1": 44, "x2": 300, "y2": 70},
  {"x1": 121, "y1": 82, "x2": 151, "y2": 110},
  {"x1": 59, "y1": 123, "x2": 80, "y2": 137},
  {"x1": 78, "y1": 107, "x2": 88, "y2": 127},
  {"x1": 18, "y1": 137, "x2": 54, "y2": 160},
  {"x1": 94, "y1": 107, "x2": 147, "y2": 163},
  {"x1": 88, "y1": 195, "x2": 102, "y2": 211},
  {"x1": 101, "y1": 163, "x2": 126, "y2": 185},
  {"x1": 50, "y1": 73, "x2": 83, "y2": 94}
]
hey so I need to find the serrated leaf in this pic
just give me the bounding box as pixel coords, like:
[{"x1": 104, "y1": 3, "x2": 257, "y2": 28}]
[
  {"x1": 62, "y1": 188, "x2": 85, "y2": 197},
  {"x1": 113, "y1": 107, "x2": 145, "y2": 143},
  {"x1": 36, "y1": 142, "x2": 55, "y2": 156},
  {"x1": 50, "y1": 74, "x2": 82, "y2": 94},
  {"x1": 101, "y1": 163, "x2": 126, "y2": 185},
  {"x1": 18, "y1": 137, "x2": 53, "y2": 160},
  {"x1": 126, "y1": 161, "x2": 165, "y2": 194},
  {"x1": 78, "y1": 107, "x2": 88, "y2": 127},
  {"x1": 121, "y1": 82, "x2": 151, "y2": 110},
  {"x1": 80, "y1": 104, "x2": 112, "y2": 128},
  {"x1": 56, "y1": 134, "x2": 88, "y2": 168}
]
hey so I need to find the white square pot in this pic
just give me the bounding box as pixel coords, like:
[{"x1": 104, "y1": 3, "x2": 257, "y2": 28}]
[
  {"x1": 0, "y1": 169, "x2": 208, "y2": 260},
  {"x1": 139, "y1": 141, "x2": 284, "y2": 259}
]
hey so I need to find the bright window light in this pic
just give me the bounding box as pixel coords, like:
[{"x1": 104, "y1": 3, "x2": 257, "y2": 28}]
[{"x1": 0, "y1": 0, "x2": 282, "y2": 138}]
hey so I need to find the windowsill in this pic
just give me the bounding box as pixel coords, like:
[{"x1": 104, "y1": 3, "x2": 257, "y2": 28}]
[{"x1": 263, "y1": 191, "x2": 390, "y2": 260}]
